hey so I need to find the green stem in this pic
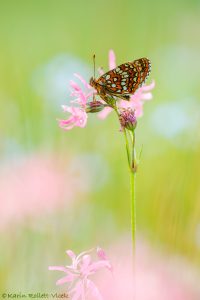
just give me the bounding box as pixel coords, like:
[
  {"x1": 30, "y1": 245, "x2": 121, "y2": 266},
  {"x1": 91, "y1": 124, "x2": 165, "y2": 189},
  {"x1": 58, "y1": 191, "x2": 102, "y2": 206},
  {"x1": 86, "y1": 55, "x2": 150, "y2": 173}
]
[
  {"x1": 130, "y1": 131, "x2": 136, "y2": 300},
  {"x1": 130, "y1": 169, "x2": 136, "y2": 251},
  {"x1": 123, "y1": 129, "x2": 131, "y2": 172},
  {"x1": 115, "y1": 107, "x2": 136, "y2": 253},
  {"x1": 131, "y1": 131, "x2": 136, "y2": 172},
  {"x1": 123, "y1": 129, "x2": 136, "y2": 252},
  {"x1": 130, "y1": 130, "x2": 136, "y2": 252}
]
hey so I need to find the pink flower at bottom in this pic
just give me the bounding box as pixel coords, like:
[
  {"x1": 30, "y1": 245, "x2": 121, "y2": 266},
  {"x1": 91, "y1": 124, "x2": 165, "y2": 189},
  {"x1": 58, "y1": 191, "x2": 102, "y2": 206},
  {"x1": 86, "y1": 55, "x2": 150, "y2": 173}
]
[
  {"x1": 92, "y1": 239, "x2": 200, "y2": 300},
  {"x1": 49, "y1": 247, "x2": 112, "y2": 300}
]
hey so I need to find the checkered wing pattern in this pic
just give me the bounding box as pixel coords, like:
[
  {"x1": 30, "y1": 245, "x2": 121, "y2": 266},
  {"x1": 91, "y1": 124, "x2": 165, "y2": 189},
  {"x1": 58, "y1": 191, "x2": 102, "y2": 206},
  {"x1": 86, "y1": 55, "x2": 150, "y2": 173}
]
[{"x1": 97, "y1": 58, "x2": 151, "y2": 95}]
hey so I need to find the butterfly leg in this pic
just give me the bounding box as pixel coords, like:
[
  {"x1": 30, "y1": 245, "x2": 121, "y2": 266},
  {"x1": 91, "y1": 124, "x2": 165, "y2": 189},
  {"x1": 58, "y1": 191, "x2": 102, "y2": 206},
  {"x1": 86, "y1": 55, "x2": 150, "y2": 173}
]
[
  {"x1": 92, "y1": 92, "x2": 96, "y2": 102},
  {"x1": 118, "y1": 94, "x2": 130, "y2": 101},
  {"x1": 109, "y1": 93, "x2": 130, "y2": 101}
]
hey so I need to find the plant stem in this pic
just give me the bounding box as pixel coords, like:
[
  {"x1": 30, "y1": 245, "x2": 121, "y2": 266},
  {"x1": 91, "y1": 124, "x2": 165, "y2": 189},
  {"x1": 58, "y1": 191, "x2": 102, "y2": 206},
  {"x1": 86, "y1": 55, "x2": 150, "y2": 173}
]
[
  {"x1": 117, "y1": 105, "x2": 136, "y2": 253},
  {"x1": 123, "y1": 129, "x2": 136, "y2": 252},
  {"x1": 130, "y1": 169, "x2": 136, "y2": 252},
  {"x1": 123, "y1": 129, "x2": 131, "y2": 171},
  {"x1": 130, "y1": 131, "x2": 136, "y2": 300},
  {"x1": 130, "y1": 130, "x2": 136, "y2": 252}
]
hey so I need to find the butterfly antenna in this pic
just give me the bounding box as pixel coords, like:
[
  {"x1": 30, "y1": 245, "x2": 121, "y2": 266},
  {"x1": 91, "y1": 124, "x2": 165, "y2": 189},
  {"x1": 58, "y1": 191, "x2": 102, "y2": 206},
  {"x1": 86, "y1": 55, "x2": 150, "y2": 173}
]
[
  {"x1": 93, "y1": 54, "x2": 96, "y2": 102},
  {"x1": 93, "y1": 54, "x2": 96, "y2": 78}
]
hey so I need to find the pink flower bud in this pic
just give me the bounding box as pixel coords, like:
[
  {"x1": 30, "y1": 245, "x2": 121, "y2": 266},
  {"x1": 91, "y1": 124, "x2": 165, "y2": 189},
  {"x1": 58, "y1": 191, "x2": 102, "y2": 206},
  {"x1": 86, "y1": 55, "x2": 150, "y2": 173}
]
[
  {"x1": 86, "y1": 101, "x2": 105, "y2": 113},
  {"x1": 119, "y1": 108, "x2": 137, "y2": 131}
]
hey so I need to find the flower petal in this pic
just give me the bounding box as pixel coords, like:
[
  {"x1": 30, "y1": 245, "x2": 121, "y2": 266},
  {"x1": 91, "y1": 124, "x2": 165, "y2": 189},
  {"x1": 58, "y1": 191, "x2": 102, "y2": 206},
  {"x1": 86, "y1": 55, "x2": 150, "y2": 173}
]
[
  {"x1": 88, "y1": 260, "x2": 112, "y2": 272},
  {"x1": 76, "y1": 248, "x2": 94, "y2": 265},
  {"x1": 70, "y1": 80, "x2": 82, "y2": 92},
  {"x1": 96, "y1": 247, "x2": 113, "y2": 271},
  {"x1": 140, "y1": 80, "x2": 155, "y2": 92},
  {"x1": 140, "y1": 92, "x2": 153, "y2": 101},
  {"x1": 48, "y1": 266, "x2": 69, "y2": 273},
  {"x1": 66, "y1": 250, "x2": 76, "y2": 260},
  {"x1": 61, "y1": 105, "x2": 72, "y2": 112},
  {"x1": 58, "y1": 119, "x2": 75, "y2": 131},
  {"x1": 70, "y1": 90, "x2": 88, "y2": 106},
  {"x1": 97, "y1": 247, "x2": 107, "y2": 260},
  {"x1": 70, "y1": 281, "x2": 84, "y2": 300},
  {"x1": 80, "y1": 255, "x2": 91, "y2": 273},
  {"x1": 98, "y1": 67, "x2": 105, "y2": 76},
  {"x1": 58, "y1": 107, "x2": 88, "y2": 130},
  {"x1": 87, "y1": 279, "x2": 103, "y2": 300},
  {"x1": 74, "y1": 73, "x2": 91, "y2": 89},
  {"x1": 56, "y1": 274, "x2": 76, "y2": 286},
  {"x1": 109, "y1": 49, "x2": 116, "y2": 70},
  {"x1": 97, "y1": 107, "x2": 113, "y2": 119}
]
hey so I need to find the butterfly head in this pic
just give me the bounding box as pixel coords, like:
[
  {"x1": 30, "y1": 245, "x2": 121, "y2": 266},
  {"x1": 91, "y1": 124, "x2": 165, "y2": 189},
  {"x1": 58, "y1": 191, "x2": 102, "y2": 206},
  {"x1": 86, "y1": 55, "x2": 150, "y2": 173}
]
[
  {"x1": 89, "y1": 76, "x2": 96, "y2": 88},
  {"x1": 90, "y1": 77, "x2": 102, "y2": 91}
]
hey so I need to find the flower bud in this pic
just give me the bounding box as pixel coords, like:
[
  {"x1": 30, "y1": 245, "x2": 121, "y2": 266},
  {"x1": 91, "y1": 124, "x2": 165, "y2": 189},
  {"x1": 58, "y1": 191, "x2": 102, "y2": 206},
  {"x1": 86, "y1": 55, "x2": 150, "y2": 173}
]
[
  {"x1": 86, "y1": 101, "x2": 105, "y2": 113},
  {"x1": 119, "y1": 108, "x2": 137, "y2": 131}
]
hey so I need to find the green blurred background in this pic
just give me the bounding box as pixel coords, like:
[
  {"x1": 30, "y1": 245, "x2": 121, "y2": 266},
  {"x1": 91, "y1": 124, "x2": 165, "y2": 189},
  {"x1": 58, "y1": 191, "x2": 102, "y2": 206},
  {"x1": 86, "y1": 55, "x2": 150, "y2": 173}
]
[{"x1": 0, "y1": 0, "x2": 200, "y2": 293}]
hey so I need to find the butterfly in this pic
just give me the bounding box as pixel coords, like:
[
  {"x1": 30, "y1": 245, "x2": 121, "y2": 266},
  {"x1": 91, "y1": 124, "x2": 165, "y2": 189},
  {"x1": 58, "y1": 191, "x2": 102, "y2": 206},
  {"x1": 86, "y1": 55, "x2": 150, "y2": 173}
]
[{"x1": 90, "y1": 58, "x2": 151, "y2": 101}]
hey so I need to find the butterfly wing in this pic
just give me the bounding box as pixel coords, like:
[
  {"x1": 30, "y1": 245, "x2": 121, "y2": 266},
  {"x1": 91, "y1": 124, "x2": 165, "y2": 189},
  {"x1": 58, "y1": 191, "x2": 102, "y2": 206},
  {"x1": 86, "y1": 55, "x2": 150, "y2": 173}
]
[{"x1": 96, "y1": 58, "x2": 151, "y2": 96}]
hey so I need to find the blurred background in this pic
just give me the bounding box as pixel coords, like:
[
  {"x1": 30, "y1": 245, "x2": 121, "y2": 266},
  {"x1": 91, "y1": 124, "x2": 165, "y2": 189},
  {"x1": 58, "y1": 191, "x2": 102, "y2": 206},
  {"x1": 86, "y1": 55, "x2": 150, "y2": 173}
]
[{"x1": 0, "y1": 0, "x2": 200, "y2": 298}]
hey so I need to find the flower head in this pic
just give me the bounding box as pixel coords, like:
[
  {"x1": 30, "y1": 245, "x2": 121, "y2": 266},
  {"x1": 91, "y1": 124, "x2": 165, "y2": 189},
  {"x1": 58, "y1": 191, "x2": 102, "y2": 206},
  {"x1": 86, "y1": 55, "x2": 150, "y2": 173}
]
[
  {"x1": 119, "y1": 108, "x2": 137, "y2": 131},
  {"x1": 58, "y1": 74, "x2": 92, "y2": 130},
  {"x1": 58, "y1": 106, "x2": 88, "y2": 130},
  {"x1": 49, "y1": 247, "x2": 112, "y2": 300},
  {"x1": 96, "y1": 239, "x2": 200, "y2": 300}
]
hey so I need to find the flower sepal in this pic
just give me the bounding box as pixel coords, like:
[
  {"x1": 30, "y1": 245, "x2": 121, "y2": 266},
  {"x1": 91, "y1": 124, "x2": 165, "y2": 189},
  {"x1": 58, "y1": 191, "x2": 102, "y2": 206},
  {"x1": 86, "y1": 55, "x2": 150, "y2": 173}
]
[{"x1": 86, "y1": 101, "x2": 106, "y2": 113}]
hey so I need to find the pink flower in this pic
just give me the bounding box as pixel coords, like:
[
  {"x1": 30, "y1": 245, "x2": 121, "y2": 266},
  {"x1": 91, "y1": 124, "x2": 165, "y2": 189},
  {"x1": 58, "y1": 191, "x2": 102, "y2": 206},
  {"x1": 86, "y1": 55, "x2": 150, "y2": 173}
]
[
  {"x1": 119, "y1": 107, "x2": 137, "y2": 131},
  {"x1": 49, "y1": 247, "x2": 112, "y2": 300},
  {"x1": 93, "y1": 239, "x2": 200, "y2": 300},
  {"x1": 58, "y1": 74, "x2": 92, "y2": 130},
  {"x1": 108, "y1": 49, "x2": 116, "y2": 70},
  {"x1": 0, "y1": 153, "x2": 92, "y2": 229},
  {"x1": 58, "y1": 106, "x2": 88, "y2": 130}
]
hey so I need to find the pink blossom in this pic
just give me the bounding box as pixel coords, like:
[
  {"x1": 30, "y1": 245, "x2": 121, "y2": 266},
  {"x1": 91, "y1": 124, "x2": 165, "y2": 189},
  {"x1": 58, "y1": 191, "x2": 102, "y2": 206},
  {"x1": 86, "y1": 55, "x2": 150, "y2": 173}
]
[
  {"x1": 0, "y1": 153, "x2": 91, "y2": 229},
  {"x1": 58, "y1": 106, "x2": 88, "y2": 130},
  {"x1": 108, "y1": 49, "x2": 116, "y2": 70},
  {"x1": 58, "y1": 74, "x2": 93, "y2": 130},
  {"x1": 73, "y1": 73, "x2": 91, "y2": 90},
  {"x1": 92, "y1": 239, "x2": 200, "y2": 300},
  {"x1": 49, "y1": 247, "x2": 112, "y2": 300},
  {"x1": 119, "y1": 107, "x2": 137, "y2": 131}
]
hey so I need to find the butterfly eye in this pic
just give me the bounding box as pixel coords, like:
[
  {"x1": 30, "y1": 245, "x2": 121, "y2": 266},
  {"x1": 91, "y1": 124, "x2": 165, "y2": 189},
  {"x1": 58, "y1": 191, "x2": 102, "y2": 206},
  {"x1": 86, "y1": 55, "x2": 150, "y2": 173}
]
[{"x1": 89, "y1": 77, "x2": 95, "y2": 87}]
